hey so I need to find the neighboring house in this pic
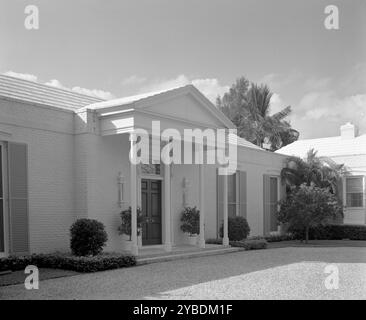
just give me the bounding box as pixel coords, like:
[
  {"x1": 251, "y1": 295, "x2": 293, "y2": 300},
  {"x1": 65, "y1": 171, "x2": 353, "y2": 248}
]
[
  {"x1": 0, "y1": 74, "x2": 286, "y2": 257},
  {"x1": 277, "y1": 123, "x2": 366, "y2": 225}
]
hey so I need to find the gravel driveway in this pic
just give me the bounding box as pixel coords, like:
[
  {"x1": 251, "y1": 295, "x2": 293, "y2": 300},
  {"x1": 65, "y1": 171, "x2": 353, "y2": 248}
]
[{"x1": 1, "y1": 246, "x2": 365, "y2": 300}]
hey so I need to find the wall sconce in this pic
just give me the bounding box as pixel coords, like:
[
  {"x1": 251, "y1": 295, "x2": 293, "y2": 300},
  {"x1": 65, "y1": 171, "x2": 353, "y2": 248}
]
[{"x1": 118, "y1": 172, "x2": 125, "y2": 208}]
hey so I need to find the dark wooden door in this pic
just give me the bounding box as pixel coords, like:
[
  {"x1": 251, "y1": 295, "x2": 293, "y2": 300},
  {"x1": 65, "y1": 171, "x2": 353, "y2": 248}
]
[{"x1": 141, "y1": 179, "x2": 162, "y2": 245}]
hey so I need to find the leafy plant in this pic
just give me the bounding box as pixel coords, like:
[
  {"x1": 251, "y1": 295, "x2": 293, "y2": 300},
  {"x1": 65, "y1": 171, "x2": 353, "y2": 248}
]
[
  {"x1": 220, "y1": 216, "x2": 250, "y2": 241},
  {"x1": 118, "y1": 207, "x2": 145, "y2": 240},
  {"x1": 180, "y1": 206, "x2": 200, "y2": 236},
  {"x1": 278, "y1": 184, "x2": 343, "y2": 243},
  {"x1": 70, "y1": 219, "x2": 108, "y2": 256},
  {"x1": 230, "y1": 239, "x2": 268, "y2": 250}
]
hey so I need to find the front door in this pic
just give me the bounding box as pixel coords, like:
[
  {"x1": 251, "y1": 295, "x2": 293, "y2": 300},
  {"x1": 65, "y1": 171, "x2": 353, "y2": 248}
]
[{"x1": 141, "y1": 179, "x2": 162, "y2": 245}]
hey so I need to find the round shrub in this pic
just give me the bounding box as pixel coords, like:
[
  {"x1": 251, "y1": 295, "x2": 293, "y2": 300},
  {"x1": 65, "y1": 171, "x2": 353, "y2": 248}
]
[
  {"x1": 70, "y1": 219, "x2": 108, "y2": 256},
  {"x1": 220, "y1": 216, "x2": 250, "y2": 241}
]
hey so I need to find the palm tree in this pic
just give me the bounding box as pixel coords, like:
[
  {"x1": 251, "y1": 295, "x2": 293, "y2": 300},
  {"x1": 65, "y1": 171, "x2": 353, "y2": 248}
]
[
  {"x1": 281, "y1": 149, "x2": 347, "y2": 196},
  {"x1": 245, "y1": 83, "x2": 297, "y2": 149},
  {"x1": 217, "y1": 79, "x2": 299, "y2": 151}
]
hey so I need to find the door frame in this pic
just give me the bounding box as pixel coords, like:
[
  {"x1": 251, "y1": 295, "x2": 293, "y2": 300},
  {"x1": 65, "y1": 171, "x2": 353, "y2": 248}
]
[
  {"x1": 139, "y1": 175, "x2": 164, "y2": 246},
  {"x1": 0, "y1": 142, "x2": 9, "y2": 257}
]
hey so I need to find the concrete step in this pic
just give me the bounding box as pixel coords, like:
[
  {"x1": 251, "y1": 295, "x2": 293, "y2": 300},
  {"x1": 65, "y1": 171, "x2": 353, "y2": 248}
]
[{"x1": 136, "y1": 247, "x2": 243, "y2": 265}]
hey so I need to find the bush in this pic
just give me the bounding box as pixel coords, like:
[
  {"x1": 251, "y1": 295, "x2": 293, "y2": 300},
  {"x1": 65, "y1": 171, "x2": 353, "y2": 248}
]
[
  {"x1": 290, "y1": 224, "x2": 366, "y2": 241},
  {"x1": 230, "y1": 239, "x2": 268, "y2": 250},
  {"x1": 118, "y1": 207, "x2": 145, "y2": 239},
  {"x1": 278, "y1": 184, "x2": 343, "y2": 243},
  {"x1": 220, "y1": 216, "x2": 250, "y2": 241},
  {"x1": 248, "y1": 234, "x2": 294, "y2": 242},
  {"x1": 180, "y1": 206, "x2": 200, "y2": 235},
  {"x1": 0, "y1": 253, "x2": 136, "y2": 273},
  {"x1": 205, "y1": 238, "x2": 223, "y2": 245},
  {"x1": 70, "y1": 219, "x2": 108, "y2": 256}
]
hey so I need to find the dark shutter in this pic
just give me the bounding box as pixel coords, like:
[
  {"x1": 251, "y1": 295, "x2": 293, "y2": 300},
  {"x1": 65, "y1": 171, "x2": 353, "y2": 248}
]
[
  {"x1": 8, "y1": 142, "x2": 29, "y2": 254},
  {"x1": 263, "y1": 174, "x2": 271, "y2": 236},
  {"x1": 239, "y1": 171, "x2": 247, "y2": 219},
  {"x1": 217, "y1": 169, "x2": 224, "y2": 237}
]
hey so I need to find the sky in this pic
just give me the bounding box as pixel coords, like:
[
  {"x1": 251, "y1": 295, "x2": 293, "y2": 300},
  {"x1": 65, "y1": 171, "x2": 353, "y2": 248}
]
[{"x1": 0, "y1": 0, "x2": 365, "y2": 139}]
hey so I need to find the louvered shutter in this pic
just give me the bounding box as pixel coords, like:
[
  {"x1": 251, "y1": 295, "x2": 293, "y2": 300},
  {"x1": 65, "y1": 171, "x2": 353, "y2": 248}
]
[
  {"x1": 8, "y1": 142, "x2": 29, "y2": 254},
  {"x1": 217, "y1": 169, "x2": 224, "y2": 236},
  {"x1": 263, "y1": 174, "x2": 271, "y2": 236},
  {"x1": 239, "y1": 171, "x2": 247, "y2": 219}
]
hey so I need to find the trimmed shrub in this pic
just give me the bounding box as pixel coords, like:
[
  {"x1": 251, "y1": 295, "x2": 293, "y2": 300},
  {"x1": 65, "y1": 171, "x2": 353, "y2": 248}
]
[
  {"x1": 290, "y1": 224, "x2": 366, "y2": 241},
  {"x1": 180, "y1": 206, "x2": 200, "y2": 235},
  {"x1": 0, "y1": 253, "x2": 136, "y2": 273},
  {"x1": 70, "y1": 219, "x2": 108, "y2": 256},
  {"x1": 205, "y1": 238, "x2": 223, "y2": 245},
  {"x1": 220, "y1": 216, "x2": 250, "y2": 241},
  {"x1": 230, "y1": 239, "x2": 268, "y2": 250},
  {"x1": 248, "y1": 234, "x2": 295, "y2": 242}
]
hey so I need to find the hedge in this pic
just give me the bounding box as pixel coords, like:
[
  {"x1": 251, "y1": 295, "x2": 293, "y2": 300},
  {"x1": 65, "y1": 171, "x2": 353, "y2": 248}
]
[
  {"x1": 290, "y1": 224, "x2": 366, "y2": 241},
  {"x1": 205, "y1": 238, "x2": 268, "y2": 250},
  {"x1": 0, "y1": 253, "x2": 136, "y2": 273},
  {"x1": 230, "y1": 239, "x2": 268, "y2": 250}
]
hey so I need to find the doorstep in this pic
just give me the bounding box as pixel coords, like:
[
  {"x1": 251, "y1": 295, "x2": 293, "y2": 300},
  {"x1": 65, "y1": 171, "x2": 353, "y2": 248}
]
[{"x1": 136, "y1": 246, "x2": 243, "y2": 265}]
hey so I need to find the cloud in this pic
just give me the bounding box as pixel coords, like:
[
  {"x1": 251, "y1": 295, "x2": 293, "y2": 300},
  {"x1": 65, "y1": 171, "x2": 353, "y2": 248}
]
[
  {"x1": 4, "y1": 71, "x2": 115, "y2": 100},
  {"x1": 71, "y1": 86, "x2": 115, "y2": 100},
  {"x1": 269, "y1": 93, "x2": 285, "y2": 115},
  {"x1": 4, "y1": 71, "x2": 38, "y2": 82},
  {"x1": 121, "y1": 75, "x2": 147, "y2": 86},
  {"x1": 139, "y1": 74, "x2": 229, "y2": 103}
]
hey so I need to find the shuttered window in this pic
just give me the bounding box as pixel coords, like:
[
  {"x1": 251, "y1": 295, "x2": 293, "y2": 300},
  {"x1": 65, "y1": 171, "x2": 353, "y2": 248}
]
[
  {"x1": 346, "y1": 177, "x2": 364, "y2": 208},
  {"x1": 217, "y1": 170, "x2": 247, "y2": 234},
  {"x1": 8, "y1": 142, "x2": 29, "y2": 254}
]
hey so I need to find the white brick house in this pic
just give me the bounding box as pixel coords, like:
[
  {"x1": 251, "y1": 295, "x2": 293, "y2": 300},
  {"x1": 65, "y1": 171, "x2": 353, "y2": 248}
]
[{"x1": 0, "y1": 74, "x2": 286, "y2": 257}]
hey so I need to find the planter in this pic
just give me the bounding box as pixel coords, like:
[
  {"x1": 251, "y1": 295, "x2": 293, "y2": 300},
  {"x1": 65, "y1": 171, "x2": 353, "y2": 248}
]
[{"x1": 187, "y1": 234, "x2": 198, "y2": 246}]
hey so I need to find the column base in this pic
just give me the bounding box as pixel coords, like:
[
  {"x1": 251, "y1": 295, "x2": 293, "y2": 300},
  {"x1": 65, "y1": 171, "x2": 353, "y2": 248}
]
[
  {"x1": 164, "y1": 243, "x2": 172, "y2": 252},
  {"x1": 223, "y1": 237, "x2": 229, "y2": 246},
  {"x1": 131, "y1": 244, "x2": 139, "y2": 256},
  {"x1": 199, "y1": 237, "x2": 206, "y2": 248}
]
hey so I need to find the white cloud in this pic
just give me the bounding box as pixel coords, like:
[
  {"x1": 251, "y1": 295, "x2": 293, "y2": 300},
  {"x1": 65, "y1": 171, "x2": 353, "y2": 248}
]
[
  {"x1": 270, "y1": 93, "x2": 285, "y2": 115},
  {"x1": 71, "y1": 86, "x2": 115, "y2": 100},
  {"x1": 121, "y1": 75, "x2": 147, "y2": 86},
  {"x1": 45, "y1": 79, "x2": 67, "y2": 89},
  {"x1": 139, "y1": 74, "x2": 229, "y2": 103},
  {"x1": 4, "y1": 71, "x2": 38, "y2": 82}
]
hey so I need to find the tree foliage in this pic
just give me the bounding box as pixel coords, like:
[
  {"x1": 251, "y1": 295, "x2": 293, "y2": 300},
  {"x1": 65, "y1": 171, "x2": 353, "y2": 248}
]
[
  {"x1": 278, "y1": 184, "x2": 343, "y2": 243},
  {"x1": 217, "y1": 77, "x2": 298, "y2": 151},
  {"x1": 281, "y1": 149, "x2": 347, "y2": 196}
]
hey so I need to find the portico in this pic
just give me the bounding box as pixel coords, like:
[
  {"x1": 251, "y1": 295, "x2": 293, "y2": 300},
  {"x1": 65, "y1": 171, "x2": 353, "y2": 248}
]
[{"x1": 87, "y1": 85, "x2": 235, "y2": 255}]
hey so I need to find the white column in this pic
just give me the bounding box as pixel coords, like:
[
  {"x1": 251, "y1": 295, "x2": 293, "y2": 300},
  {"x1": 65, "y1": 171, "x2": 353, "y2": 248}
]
[
  {"x1": 199, "y1": 161, "x2": 206, "y2": 248},
  {"x1": 223, "y1": 171, "x2": 229, "y2": 246},
  {"x1": 164, "y1": 162, "x2": 172, "y2": 251},
  {"x1": 130, "y1": 132, "x2": 138, "y2": 256}
]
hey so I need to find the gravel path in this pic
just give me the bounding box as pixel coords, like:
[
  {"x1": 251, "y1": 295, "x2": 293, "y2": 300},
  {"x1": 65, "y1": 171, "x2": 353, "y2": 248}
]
[{"x1": 1, "y1": 246, "x2": 365, "y2": 300}]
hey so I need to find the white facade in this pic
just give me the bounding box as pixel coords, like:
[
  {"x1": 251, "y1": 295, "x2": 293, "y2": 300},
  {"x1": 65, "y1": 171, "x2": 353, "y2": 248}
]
[
  {"x1": 277, "y1": 122, "x2": 366, "y2": 225},
  {"x1": 0, "y1": 75, "x2": 286, "y2": 256}
]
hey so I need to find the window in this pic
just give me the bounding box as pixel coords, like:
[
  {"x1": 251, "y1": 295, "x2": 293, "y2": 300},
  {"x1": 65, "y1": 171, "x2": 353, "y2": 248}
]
[
  {"x1": 227, "y1": 174, "x2": 237, "y2": 217},
  {"x1": 346, "y1": 177, "x2": 364, "y2": 208}
]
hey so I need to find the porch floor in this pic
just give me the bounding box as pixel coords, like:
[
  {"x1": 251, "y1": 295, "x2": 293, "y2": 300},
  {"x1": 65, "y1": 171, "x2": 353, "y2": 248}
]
[{"x1": 135, "y1": 244, "x2": 242, "y2": 265}]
